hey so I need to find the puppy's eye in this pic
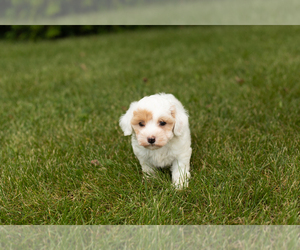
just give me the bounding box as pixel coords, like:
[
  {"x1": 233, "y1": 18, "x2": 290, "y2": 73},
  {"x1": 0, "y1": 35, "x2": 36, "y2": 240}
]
[
  {"x1": 139, "y1": 122, "x2": 145, "y2": 127},
  {"x1": 159, "y1": 121, "x2": 167, "y2": 126}
]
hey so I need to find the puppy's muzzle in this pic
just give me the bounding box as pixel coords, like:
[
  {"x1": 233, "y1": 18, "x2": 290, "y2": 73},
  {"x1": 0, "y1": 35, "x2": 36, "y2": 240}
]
[{"x1": 147, "y1": 137, "x2": 156, "y2": 144}]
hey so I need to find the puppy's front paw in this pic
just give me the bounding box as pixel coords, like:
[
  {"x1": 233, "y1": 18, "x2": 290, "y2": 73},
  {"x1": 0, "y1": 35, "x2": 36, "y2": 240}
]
[
  {"x1": 172, "y1": 172, "x2": 191, "y2": 190},
  {"x1": 141, "y1": 164, "x2": 156, "y2": 177},
  {"x1": 173, "y1": 179, "x2": 189, "y2": 190},
  {"x1": 142, "y1": 171, "x2": 155, "y2": 180}
]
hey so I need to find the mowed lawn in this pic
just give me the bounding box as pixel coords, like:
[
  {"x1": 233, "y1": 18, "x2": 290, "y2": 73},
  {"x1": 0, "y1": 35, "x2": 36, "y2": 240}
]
[{"x1": 0, "y1": 26, "x2": 300, "y2": 225}]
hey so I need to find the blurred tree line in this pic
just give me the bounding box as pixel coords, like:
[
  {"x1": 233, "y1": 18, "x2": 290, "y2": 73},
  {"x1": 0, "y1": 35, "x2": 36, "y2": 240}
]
[
  {"x1": 0, "y1": 26, "x2": 152, "y2": 40},
  {"x1": 0, "y1": 0, "x2": 173, "y2": 20}
]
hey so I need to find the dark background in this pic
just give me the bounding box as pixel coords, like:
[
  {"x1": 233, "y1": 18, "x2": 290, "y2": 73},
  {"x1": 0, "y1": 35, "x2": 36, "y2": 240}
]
[{"x1": 0, "y1": 25, "x2": 153, "y2": 41}]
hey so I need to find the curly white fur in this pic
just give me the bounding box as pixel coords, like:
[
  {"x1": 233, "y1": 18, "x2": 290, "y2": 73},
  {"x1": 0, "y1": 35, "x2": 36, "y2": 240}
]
[{"x1": 119, "y1": 93, "x2": 192, "y2": 189}]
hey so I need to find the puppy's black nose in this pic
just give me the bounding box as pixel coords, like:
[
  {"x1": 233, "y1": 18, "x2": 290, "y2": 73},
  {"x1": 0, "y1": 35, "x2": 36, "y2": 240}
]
[{"x1": 147, "y1": 137, "x2": 156, "y2": 144}]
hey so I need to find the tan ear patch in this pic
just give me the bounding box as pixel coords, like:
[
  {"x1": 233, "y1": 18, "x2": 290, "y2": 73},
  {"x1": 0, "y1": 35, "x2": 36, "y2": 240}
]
[
  {"x1": 170, "y1": 106, "x2": 176, "y2": 118},
  {"x1": 131, "y1": 109, "x2": 153, "y2": 126}
]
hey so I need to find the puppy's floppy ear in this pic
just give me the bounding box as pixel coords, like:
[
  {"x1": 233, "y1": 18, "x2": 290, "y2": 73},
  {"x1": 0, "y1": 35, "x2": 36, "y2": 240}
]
[
  {"x1": 171, "y1": 105, "x2": 189, "y2": 136},
  {"x1": 119, "y1": 101, "x2": 138, "y2": 136}
]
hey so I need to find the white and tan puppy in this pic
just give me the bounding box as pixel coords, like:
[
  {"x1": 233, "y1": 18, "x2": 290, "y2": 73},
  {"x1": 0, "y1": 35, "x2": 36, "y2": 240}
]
[{"x1": 119, "y1": 93, "x2": 192, "y2": 189}]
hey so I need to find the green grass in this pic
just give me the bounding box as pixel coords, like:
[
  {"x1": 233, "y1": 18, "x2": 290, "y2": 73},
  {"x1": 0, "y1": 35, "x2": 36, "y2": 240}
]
[
  {"x1": 1, "y1": 225, "x2": 299, "y2": 249},
  {"x1": 0, "y1": 26, "x2": 300, "y2": 225}
]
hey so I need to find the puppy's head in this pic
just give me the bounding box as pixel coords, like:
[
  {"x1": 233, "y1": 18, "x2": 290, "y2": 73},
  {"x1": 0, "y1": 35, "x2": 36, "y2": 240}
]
[
  {"x1": 120, "y1": 94, "x2": 188, "y2": 150},
  {"x1": 130, "y1": 107, "x2": 175, "y2": 149}
]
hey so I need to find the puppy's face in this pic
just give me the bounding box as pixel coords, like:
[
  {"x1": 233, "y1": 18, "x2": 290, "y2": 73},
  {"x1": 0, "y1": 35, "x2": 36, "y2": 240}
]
[{"x1": 131, "y1": 109, "x2": 175, "y2": 150}]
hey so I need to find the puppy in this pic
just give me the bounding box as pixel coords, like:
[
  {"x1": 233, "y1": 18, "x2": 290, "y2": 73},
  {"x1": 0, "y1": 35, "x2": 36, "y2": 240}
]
[{"x1": 119, "y1": 93, "x2": 192, "y2": 189}]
